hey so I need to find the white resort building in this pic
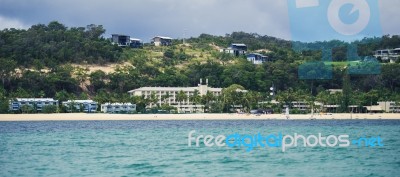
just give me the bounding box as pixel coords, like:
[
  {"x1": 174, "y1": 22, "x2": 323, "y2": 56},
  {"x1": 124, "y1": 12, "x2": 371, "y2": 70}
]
[
  {"x1": 128, "y1": 79, "x2": 222, "y2": 113},
  {"x1": 62, "y1": 100, "x2": 98, "y2": 113},
  {"x1": 377, "y1": 101, "x2": 400, "y2": 113},
  {"x1": 101, "y1": 103, "x2": 136, "y2": 113},
  {"x1": 9, "y1": 98, "x2": 58, "y2": 112}
]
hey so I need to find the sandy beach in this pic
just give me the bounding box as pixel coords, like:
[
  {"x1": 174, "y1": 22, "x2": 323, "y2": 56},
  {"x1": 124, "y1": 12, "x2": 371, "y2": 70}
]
[{"x1": 0, "y1": 113, "x2": 399, "y2": 121}]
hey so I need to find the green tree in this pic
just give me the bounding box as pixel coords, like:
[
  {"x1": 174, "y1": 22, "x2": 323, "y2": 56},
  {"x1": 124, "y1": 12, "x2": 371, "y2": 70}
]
[
  {"x1": 89, "y1": 70, "x2": 107, "y2": 92},
  {"x1": 55, "y1": 90, "x2": 73, "y2": 103},
  {"x1": 42, "y1": 105, "x2": 58, "y2": 113},
  {"x1": 201, "y1": 91, "x2": 215, "y2": 113},
  {"x1": 0, "y1": 88, "x2": 9, "y2": 113},
  {"x1": 0, "y1": 58, "x2": 17, "y2": 88},
  {"x1": 164, "y1": 49, "x2": 175, "y2": 58},
  {"x1": 276, "y1": 88, "x2": 296, "y2": 110},
  {"x1": 94, "y1": 89, "x2": 112, "y2": 104},
  {"x1": 189, "y1": 89, "x2": 201, "y2": 113},
  {"x1": 148, "y1": 92, "x2": 158, "y2": 108},
  {"x1": 74, "y1": 67, "x2": 89, "y2": 89},
  {"x1": 222, "y1": 84, "x2": 246, "y2": 112},
  {"x1": 340, "y1": 74, "x2": 351, "y2": 112},
  {"x1": 161, "y1": 92, "x2": 171, "y2": 105},
  {"x1": 85, "y1": 24, "x2": 105, "y2": 39},
  {"x1": 316, "y1": 90, "x2": 330, "y2": 113},
  {"x1": 131, "y1": 95, "x2": 149, "y2": 113},
  {"x1": 21, "y1": 105, "x2": 34, "y2": 114},
  {"x1": 176, "y1": 90, "x2": 187, "y2": 113}
]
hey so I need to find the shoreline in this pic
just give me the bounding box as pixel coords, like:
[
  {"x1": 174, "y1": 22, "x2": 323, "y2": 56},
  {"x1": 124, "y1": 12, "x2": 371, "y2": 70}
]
[{"x1": 0, "y1": 113, "x2": 400, "y2": 121}]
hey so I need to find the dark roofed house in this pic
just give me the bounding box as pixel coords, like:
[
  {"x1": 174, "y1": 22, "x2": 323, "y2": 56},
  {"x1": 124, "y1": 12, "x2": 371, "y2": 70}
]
[
  {"x1": 111, "y1": 34, "x2": 143, "y2": 48},
  {"x1": 220, "y1": 43, "x2": 247, "y2": 56},
  {"x1": 230, "y1": 43, "x2": 247, "y2": 51},
  {"x1": 152, "y1": 36, "x2": 173, "y2": 46},
  {"x1": 111, "y1": 34, "x2": 130, "y2": 47},
  {"x1": 130, "y1": 38, "x2": 143, "y2": 48}
]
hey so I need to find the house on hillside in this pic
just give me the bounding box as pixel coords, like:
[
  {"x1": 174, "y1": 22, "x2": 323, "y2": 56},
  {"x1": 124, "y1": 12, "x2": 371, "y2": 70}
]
[
  {"x1": 152, "y1": 36, "x2": 173, "y2": 46},
  {"x1": 111, "y1": 34, "x2": 130, "y2": 47},
  {"x1": 130, "y1": 38, "x2": 143, "y2": 48},
  {"x1": 374, "y1": 48, "x2": 400, "y2": 63},
  {"x1": 220, "y1": 43, "x2": 247, "y2": 56},
  {"x1": 246, "y1": 53, "x2": 268, "y2": 64},
  {"x1": 111, "y1": 34, "x2": 143, "y2": 48}
]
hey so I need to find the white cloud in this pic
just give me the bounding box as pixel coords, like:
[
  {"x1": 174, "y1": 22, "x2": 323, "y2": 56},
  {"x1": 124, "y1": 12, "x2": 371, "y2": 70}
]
[
  {"x1": 379, "y1": 0, "x2": 400, "y2": 36},
  {"x1": 0, "y1": 16, "x2": 27, "y2": 29}
]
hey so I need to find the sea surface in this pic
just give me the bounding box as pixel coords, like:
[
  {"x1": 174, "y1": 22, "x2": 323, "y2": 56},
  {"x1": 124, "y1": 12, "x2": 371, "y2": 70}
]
[{"x1": 1, "y1": 119, "x2": 399, "y2": 177}]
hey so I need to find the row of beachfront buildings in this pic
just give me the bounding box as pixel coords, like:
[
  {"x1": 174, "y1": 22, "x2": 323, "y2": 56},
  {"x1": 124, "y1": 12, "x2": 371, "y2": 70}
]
[
  {"x1": 9, "y1": 80, "x2": 400, "y2": 114},
  {"x1": 9, "y1": 99, "x2": 136, "y2": 114}
]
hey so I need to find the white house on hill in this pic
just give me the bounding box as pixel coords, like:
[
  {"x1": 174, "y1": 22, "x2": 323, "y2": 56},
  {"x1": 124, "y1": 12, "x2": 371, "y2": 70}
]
[{"x1": 152, "y1": 36, "x2": 173, "y2": 46}]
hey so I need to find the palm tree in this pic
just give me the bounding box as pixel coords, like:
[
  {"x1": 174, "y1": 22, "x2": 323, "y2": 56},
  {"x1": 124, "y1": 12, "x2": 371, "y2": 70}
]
[
  {"x1": 305, "y1": 94, "x2": 316, "y2": 115},
  {"x1": 201, "y1": 91, "x2": 215, "y2": 113},
  {"x1": 131, "y1": 95, "x2": 149, "y2": 113},
  {"x1": 222, "y1": 84, "x2": 245, "y2": 112},
  {"x1": 189, "y1": 89, "x2": 201, "y2": 113},
  {"x1": 161, "y1": 92, "x2": 171, "y2": 105},
  {"x1": 316, "y1": 90, "x2": 330, "y2": 113},
  {"x1": 148, "y1": 91, "x2": 158, "y2": 108},
  {"x1": 246, "y1": 92, "x2": 254, "y2": 112},
  {"x1": 276, "y1": 88, "x2": 295, "y2": 111},
  {"x1": 176, "y1": 90, "x2": 187, "y2": 113}
]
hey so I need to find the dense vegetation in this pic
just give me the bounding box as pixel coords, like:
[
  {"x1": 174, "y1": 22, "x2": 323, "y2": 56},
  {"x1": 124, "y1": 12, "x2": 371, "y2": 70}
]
[
  {"x1": 0, "y1": 21, "x2": 122, "y2": 67},
  {"x1": 0, "y1": 22, "x2": 399, "y2": 113}
]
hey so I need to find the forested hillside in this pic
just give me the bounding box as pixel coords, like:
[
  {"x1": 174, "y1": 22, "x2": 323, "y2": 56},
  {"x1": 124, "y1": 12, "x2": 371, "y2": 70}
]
[
  {"x1": 0, "y1": 21, "x2": 122, "y2": 67},
  {"x1": 0, "y1": 21, "x2": 399, "y2": 113}
]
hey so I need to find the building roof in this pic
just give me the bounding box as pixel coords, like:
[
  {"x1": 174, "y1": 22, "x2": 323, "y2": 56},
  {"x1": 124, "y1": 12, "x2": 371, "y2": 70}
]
[
  {"x1": 153, "y1": 36, "x2": 173, "y2": 40},
  {"x1": 63, "y1": 100, "x2": 96, "y2": 103},
  {"x1": 235, "y1": 89, "x2": 248, "y2": 93},
  {"x1": 364, "y1": 105, "x2": 383, "y2": 111},
  {"x1": 130, "y1": 38, "x2": 141, "y2": 41},
  {"x1": 112, "y1": 34, "x2": 129, "y2": 37},
  {"x1": 128, "y1": 86, "x2": 222, "y2": 93},
  {"x1": 208, "y1": 88, "x2": 223, "y2": 92},
  {"x1": 15, "y1": 98, "x2": 56, "y2": 102},
  {"x1": 247, "y1": 53, "x2": 267, "y2": 57},
  {"x1": 101, "y1": 103, "x2": 135, "y2": 106},
  {"x1": 328, "y1": 89, "x2": 343, "y2": 94},
  {"x1": 231, "y1": 43, "x2": 246, "y2": 46}
]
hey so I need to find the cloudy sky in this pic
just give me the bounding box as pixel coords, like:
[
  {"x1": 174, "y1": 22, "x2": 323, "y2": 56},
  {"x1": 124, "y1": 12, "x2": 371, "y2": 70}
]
[{"x1": 0, "y1": 0, "x2": 399, "y2": 42}]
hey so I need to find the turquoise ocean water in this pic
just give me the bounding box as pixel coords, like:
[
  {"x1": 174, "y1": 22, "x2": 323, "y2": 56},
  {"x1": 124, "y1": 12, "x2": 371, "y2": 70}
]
[{"x1": 1, "y1": 120, "x2": 399, "y2": 176}]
